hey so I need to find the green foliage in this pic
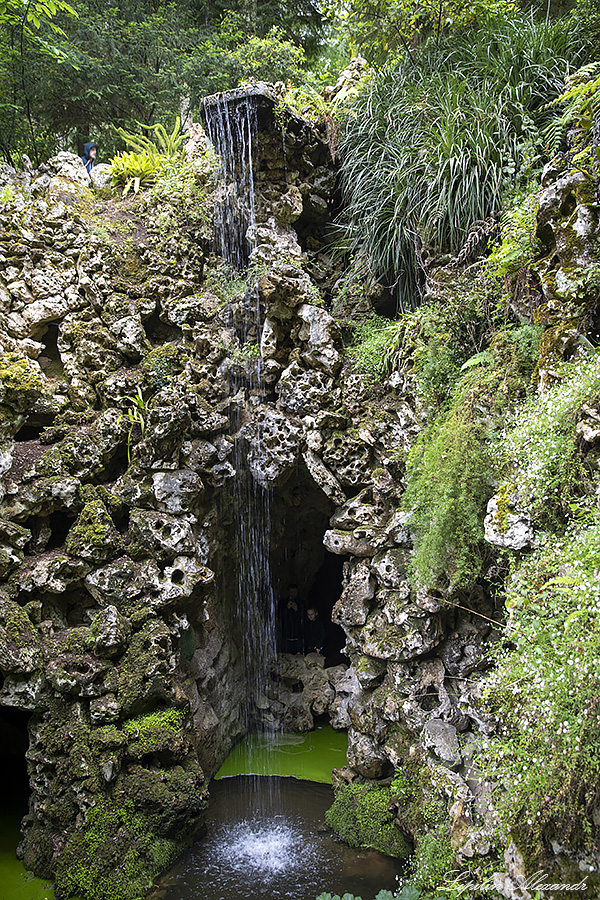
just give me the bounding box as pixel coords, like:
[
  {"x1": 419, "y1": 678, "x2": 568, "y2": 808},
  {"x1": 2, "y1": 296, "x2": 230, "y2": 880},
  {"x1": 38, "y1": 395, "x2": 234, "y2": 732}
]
[
  {"x1": 338, "y1": 14, "x2": 594, "y2": 311},
  {"x1": 0, "y1": 0, "x2": 77, "y2": 34},
  {"x1": 408, "y1": 826, "x2": 455, "y2": 893},
  {"x1": 348, "y1": 314, "x2": 400, "y2": 377},
  {"x1": 325, "y1": 783, "x2": 411, "y2": 858},
  {"x1": 480, "y1": 516, "x2": 600, "y2": 864},
  {"x1": 182, "y1": 17, "x2": 306, "y2": 107},
  {"x1": 486, "y1": 186, "x2": 540, "y2": 301},
  {"x1": 545, "y1": 62, "x2": 600, "y2": 154},
  {"x1": 502, "y1": 350, "x2": 600, "y2": 524},
  {"x1": 117, "y1": 117, "x2": 185, "y2": 160},
  {"x1": 118, "y1": 387, "x2": 148, "y2": 462},
  {"x1": 403, "y1": 324, "x2": 542, "y2": 592},
  {"x1": 110, "y1": 150, "x2": 160, "y2": 196},
  {"x1": 327, "y1": 0, "x2": 517, "y2": 64},
  {"x1": 0, "y1": 0, "x2": 319, "y2": 165}
]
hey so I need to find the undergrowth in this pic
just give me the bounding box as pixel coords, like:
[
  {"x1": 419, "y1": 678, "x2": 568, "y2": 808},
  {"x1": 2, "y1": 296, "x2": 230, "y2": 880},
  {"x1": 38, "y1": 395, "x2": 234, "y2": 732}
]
[
  {"x1": 481, "y1": 517, "x2": 600, "y2": 864},
  {"x1": 402, "y1": 323, "x2": 542, "y2": 593}
]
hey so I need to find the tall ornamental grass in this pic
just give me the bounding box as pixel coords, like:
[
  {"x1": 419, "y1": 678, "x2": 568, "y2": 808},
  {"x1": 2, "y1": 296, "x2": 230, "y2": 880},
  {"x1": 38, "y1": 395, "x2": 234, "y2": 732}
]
[{"x1": 339, "y1": 14, "x2": 597, "y2": 311}]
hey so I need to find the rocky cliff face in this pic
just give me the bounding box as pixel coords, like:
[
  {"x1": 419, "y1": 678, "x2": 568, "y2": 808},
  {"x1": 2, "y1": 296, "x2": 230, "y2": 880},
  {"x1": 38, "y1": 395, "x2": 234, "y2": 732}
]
[{"x1": 1, "y1": 86, "x2": 598, "y2": 899}]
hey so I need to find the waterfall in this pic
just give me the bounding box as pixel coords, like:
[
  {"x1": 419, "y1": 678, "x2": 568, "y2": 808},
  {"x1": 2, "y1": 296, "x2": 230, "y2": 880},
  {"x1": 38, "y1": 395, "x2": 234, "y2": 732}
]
[
  {"x1": 203, "y1": 95, "x2": 258, "y2": 270},
  {"x1": 203, "y1": 94, "x2": 277, "y2": 740}
]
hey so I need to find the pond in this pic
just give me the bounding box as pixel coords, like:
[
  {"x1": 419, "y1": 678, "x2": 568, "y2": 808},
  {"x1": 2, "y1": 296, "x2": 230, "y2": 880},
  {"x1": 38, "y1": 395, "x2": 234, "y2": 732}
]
[
  {"x1": 149, "y1": 775, "x2": 404, "y2": 900},
  {"x1": 215, "y1": 724, "x2": 349, "y2": 783}
]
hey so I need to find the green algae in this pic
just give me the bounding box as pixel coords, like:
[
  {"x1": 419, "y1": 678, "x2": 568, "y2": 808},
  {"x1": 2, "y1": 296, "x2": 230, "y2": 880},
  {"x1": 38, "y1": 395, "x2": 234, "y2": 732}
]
[
  {"x1": 215, "y1": 725, "x2": 348, "y2": 783},
  {"x1": 0, "y1": 809, "x2": 54, "y2": 900}
]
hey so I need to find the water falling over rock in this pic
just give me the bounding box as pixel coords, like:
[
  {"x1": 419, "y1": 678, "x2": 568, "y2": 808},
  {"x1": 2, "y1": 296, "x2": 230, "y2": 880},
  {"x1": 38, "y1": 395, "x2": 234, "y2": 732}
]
[{"x1": 203, "y1": 91, "x2": 277, "y2": 738}]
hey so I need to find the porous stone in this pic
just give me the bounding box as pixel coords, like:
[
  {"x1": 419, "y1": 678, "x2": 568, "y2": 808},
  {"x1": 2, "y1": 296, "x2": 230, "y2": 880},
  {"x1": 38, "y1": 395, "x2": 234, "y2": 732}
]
[{"x1": 484, "y1": 491, "x2": 533, "y2": 550}]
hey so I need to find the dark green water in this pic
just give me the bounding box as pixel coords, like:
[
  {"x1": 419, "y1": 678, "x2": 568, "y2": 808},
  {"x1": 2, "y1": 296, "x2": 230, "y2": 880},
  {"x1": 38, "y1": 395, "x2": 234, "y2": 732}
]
[
  {"x1": 215, "y1": 725, "x2": 349, "y2": 783},
  {"x1": 0, "y1": 798, "x2": 54, "y2": 900}
]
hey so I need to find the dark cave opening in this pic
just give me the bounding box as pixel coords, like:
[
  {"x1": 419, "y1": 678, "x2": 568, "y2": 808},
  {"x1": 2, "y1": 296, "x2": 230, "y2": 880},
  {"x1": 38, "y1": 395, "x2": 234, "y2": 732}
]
[
  {"x1": 143, "y1": 312, "x2": 182, "y2": 346},
  {"x1": 38, "y1": 323, "x2": 64, "y2": 380},
  {"x1": 306, "y1": 551, "x2": 348, "y2": 666},
  {"x1": 0, "y1": 705, "x2": 30, "y2": 815},
  {"x1": 269, "y1": 462, "x2": 347, "y2": 667},
  {"x1": 46, "y1": 509, "x2": 76, "y2": 550}
]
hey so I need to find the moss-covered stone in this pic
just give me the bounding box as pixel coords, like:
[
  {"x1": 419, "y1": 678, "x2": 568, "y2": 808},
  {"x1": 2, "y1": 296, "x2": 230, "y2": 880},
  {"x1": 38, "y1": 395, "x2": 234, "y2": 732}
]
[
  {"x1": 0, "y1": 352, "x2": 45, "y2": 412},
  {"x1": 53, "y1": 797, "x2": 186, "y2": 900},
  {"x1": 117, "y1": 619, "x2": 174, "y2": 715},
  {"x1": 65, "y1": 499, "x2": 124, "y2": 562},
  {"x1": 325, "y1": 782, "x2": 411, "y2": 858},
  {"x1": 122, "y1": 708, "x2": 186, "y2": 760}
]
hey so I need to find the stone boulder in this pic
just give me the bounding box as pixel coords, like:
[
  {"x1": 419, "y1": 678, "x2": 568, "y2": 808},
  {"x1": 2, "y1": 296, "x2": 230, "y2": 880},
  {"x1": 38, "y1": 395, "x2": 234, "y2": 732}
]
[
  {"x1": 294, "y1": 304, "x2": 341, "y2": 376},
  {"x1": 484, "y1": 489, "x2": 533, "y2": 550}
]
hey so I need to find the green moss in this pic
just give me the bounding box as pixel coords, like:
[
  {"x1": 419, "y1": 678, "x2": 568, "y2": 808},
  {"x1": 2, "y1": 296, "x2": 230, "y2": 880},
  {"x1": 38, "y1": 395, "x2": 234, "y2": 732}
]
[
  {"x1": 62, "y1": 627, "x2": 94, "y2": 653},
  {"x1": 141, "y1": 344, "x2": 181, "y2": 391},
  {"x1": 53, "y1": 798, "x2": 183, "y2": 900},
  {"x1": 122, "y1": 708, "x2": 185, "y2": 758},
  {"x1": 493, "y1": 482, "x2": 516, "y2": 534},
  {"x1": 4, "y1": 604, "x2": 36, "y2": 643},
  {"x1": 390, "y1": 760, "x2": 446, "y2": 839},
  {"x1": 409, "y1": 823, "x2": 455, "y2": 892},
  {"x1": 0, "y1": 352, "x2": 44, "y2": 411},
  {"x1": 65, "y1": 499, "x2": 124, "y2": 560},
  {"x1": 117, "y1": 621, "x2": 172, "y2": 714},
  {"x1": 325, "y1": 783, "x2": 411, "y2": 858}
]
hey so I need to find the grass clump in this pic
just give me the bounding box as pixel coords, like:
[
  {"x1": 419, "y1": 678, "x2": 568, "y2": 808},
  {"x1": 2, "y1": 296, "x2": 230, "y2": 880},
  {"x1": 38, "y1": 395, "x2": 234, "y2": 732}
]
[{"x1": 338, "y1": 14, "x2": 596, "y2": 311}]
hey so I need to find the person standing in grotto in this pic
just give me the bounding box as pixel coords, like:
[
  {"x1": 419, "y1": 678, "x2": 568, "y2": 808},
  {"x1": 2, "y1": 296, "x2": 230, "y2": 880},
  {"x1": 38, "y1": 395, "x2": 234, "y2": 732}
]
[
  {"x1": 304, "y1": 607, "x2": 326, "y2": 656},
  {"x1": 80, "y1": 141, "x2": 98, "y2": 173},
  {"x1": 278, "y1": 583, "x2": 305, "y2": 654}
]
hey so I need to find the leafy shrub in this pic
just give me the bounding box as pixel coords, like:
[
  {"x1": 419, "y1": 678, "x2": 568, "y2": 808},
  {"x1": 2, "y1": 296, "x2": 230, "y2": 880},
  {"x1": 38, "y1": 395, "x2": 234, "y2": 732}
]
[{"x1": 110, "y1": 150, "x2": 160, "y2": 195}]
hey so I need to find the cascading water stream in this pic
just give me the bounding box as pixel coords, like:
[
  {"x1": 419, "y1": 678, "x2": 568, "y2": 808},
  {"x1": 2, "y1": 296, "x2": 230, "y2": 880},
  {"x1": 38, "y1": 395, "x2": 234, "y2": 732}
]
[
  {"x1": 151, "y1": 94, "x2": 405, "y2": 899},
  {"x1": 202, "y1": 93, "x2": 278, "y2": 754}
]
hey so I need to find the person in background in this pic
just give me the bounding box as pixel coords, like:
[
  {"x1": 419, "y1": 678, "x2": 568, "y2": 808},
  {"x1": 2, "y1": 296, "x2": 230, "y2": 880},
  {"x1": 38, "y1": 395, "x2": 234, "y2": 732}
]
[
  {"x1": 279, "y1": 583, "x2": 304, "y2": 654},
  {"x1": 304, "y1": 607, "x2": 326, "y2": 656},
  {"x1": 80, "y1": 141, "x2": 98, "y2": 173}
]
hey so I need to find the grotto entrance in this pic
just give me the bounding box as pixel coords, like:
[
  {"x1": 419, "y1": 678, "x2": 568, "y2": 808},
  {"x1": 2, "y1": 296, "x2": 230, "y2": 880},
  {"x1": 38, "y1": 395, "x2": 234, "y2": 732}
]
[
  {"x1": 269, "y1": 462, "x2": 347, "y2": 668},
  {"x1": 0, "y1": 705, "x2": 31, "y2": 843}
]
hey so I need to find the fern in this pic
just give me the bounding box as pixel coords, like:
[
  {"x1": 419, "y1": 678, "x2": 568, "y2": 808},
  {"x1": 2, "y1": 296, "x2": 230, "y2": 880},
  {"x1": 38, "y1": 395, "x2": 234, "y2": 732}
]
[
  {"x1": 116, "y1": 117, "x2": 185, "y2": 160},
  {"x1": 544, "y1": 62, "x2": 600, "y2": 153},
  {"x1": 109, "y1": 150, "x2": 159, "y2": 195}
]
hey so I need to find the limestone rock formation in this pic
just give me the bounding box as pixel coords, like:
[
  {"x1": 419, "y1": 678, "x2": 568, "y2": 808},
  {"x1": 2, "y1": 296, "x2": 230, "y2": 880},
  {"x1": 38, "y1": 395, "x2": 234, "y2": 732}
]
[{"x1": 3, "y1": 82, "x2": 593, "y2": 900}]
